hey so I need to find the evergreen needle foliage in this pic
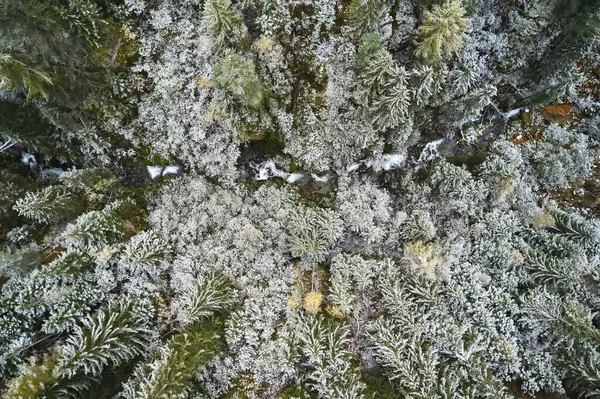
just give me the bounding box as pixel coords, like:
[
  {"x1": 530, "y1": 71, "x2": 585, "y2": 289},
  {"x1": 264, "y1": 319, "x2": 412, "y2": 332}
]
[
  {"x1": 174, "y1": 275, "x2": 234, "y2": 327},
  {"x1": 13, "y1": 186, "x2": 83, "y2": 224},
  {"x1": 416, "y1": 0, "x2": 469, "y2": 62},
  {"x1": 122, "y1": 319, "x2": 225, "y2": 399},
  {"x1": 2, "y1": 0, "x2": 600, "y2": 397},
  {"x1": 57, "y1": 297, "x2": 155, "y2": 379}
]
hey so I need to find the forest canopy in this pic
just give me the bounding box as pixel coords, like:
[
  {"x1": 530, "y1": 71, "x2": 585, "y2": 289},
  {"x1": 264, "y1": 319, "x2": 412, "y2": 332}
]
[{"x1": 1, "y1": 0, "x2": 600, "y2": 398}]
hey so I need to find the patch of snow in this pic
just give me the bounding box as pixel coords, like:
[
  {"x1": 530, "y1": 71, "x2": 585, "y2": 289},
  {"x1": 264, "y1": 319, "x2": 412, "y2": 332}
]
[
  {"x1": 21, "y1": 153, "x2": 36, "y2": 166},
  {"x1": 505, "y1": 107, "x2": 526, "y2": 119},
  {"x1": 147, "y1": 165, "x2": 164, "y2": 179},
  {"x1": 311, "y1": 173, "x2": 332, "y2": 183},
  {"x1": 286, "y1": 173, "x2": 305, "y2": 183},
  {"x1": 346, "y1": 162, "x2": 363, "y2": 173},
  {"x1": 418, "y1": 139, "x2": 444, "y2": 163},
  {"x1": 251, "y1": 160, "x2": 290, "y2": 181},
  {"x1": 45, "y1": 168, "x2": 65, "y2": 177},
  {"x1": 373, "y1": 154, "x2": 406, "y2": 171},
  {"x1": 162, "y1": 165, "x2": 182, "y2": 176}
]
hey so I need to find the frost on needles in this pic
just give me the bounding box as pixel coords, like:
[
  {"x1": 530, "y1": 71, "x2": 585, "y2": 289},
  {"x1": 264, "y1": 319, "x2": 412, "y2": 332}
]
[{"x1": 1, "y1": 0, "x2": 600, "y2": 398}]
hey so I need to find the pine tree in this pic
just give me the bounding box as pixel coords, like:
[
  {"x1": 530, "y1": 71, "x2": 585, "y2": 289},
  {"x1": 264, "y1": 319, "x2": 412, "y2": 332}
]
[
  {"x1": 287, "y1": 206, "x2": 343, "y2": 269},
  {"x1": 0, "y1": 171, "x2": 30, "y2": 227},
  {"x1": 121, "y1": 319, "x2": 224, "y2": 399},
  {"x1": 348, "y1": 0, "x2": 389, "y2": 36},
  {"x1": 0, "y1": 250, "x2": 100, "y2": 376},
  {"x1": 60, "y1": 167, "x2": 116, "y2": 191},
  {"x1": 213, "y1": 52, "x2": 265, "y2": 110},
  {"x1": 57, "y1": 297, "x2": 155, "y2": 379},
  {"x1": 297, "y1": 315, "x2": 366, "y2": 398},
  {"x1": 13, "y1": 186, "x2": 84, "y2": 224},
  {"x1": 399, "y1": 212, "x2": 436, "y2": 242},
  {"x1": 563, "y1": 346, "x2": 600, "y2": 399},
  {"x1": 119, "y1": 231, "x2": 173, "y2": 271},
  {"x1": 356, "y1": 39, "x2": 411, "y2": 130},
  {"x1": 521, "y1": 249, "x2": 581, "y2": 289},
  {"x1": 403, "y1": 241, "x2": 445, "y2": 280},
  {"x1": 2, "y1": 353, "x2": 61, "y2": 399},
  {"x1": 0, "y1": 0, "x2": 113, "y2": 103},
  {"x1": 62, "y1": 200, "x2": 132, "y2": 249},
  {"x1": 202, "y1": 0, "x2": 248, "y2": 51},
  {"x1": 174, "y1": 275, "x2": 234, "y2": 327},
  {"x1": 415, "y1": 0, "x2": 469, "y2": 62},
  {"x1": 518, "y1": 0, "x2": 600, "y2": 107},
  {"x1": 550, "y1": 210, "x2": 600, "y2": 255}
]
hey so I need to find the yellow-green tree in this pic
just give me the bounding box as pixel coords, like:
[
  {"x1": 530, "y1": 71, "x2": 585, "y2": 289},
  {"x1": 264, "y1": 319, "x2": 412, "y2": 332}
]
[{"x1": 416, "y1": 0, "x2": 469, "y2": 62}]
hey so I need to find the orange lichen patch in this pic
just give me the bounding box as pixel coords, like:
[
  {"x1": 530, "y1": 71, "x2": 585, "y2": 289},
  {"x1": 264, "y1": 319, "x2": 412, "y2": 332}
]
[
  {"x1": 41, "y1": 247, "x2": 66, "y2": 264},
  {"x1": 541, "y1": 103, "x2": 577, "y2": 124}
]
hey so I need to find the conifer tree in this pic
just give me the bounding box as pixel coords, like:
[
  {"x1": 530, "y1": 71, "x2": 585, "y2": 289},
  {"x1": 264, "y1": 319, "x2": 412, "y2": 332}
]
[
  {"x1": 119, "y1": 231, "x2": 173, "y2": 271},
  {"x1": 0, "y1": 171, "x2": 30, "y2": 227},
  {"x1": 0, "y1": 0, "x2": 118, "y2": 101},
  {"x1": 348, "y1": 0, "x2": 389, "y2": 36},
  {"x1": 2, "y1": 353, "x2": 61, "y2": 399},
  {"x1": 287, "y1": 206, "x2": 343, "y2": 269},
  {"x1": 519, "y1": 0, "x2": 600, "y2": 106},
  {"x1": 550, "y1": 210, "x2": 600, "y2": 254},
  {"x1": 202, "y1": 0, "x2": 248, "y2": 51},
  {"x1": 213, "y1": 53, "x2": 265, "y2": 110},
  {"x1": 122, "y1": 319, "x2": 224, "y2": 399},
  {"x1": 415, "y1": 0, "x2": 469, "y2": 62},
  {"x1": 297, "y1": 315, "x2": 366, "y2": 398},
  {"x1": 62, "y1": 200, "x2": 132, "y2": 249},
  {"x1": 13, "y1": 186, "x2": 84, "y2": 224},
  {"x1": 57, "y1": 297, "x2": 155, "y2": 379},
  {"x1": 356, "y1": 35, "x2": 411, "y2": 130},
  {"x1": 174, "y1": 275, "x2": 234, "y2": 327}
]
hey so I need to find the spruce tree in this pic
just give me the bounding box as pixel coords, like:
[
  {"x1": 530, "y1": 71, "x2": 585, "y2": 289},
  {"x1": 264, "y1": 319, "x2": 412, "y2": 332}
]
[
  {"x1": 62, "y1": 200, "x2": 131, "y2": 249},
  {"x1": 122, "y1": 319, "x2": 224, "y2": 399},
  {"x1": 415, "y1": 0, "x2": 469, "y2": 62},
  {"x1": 202, "y1": 0, "x2": 248, "y2": 51},
  {"x1": 213, "y1": 52, "x2": 265, "y2": 110},
  {"x1": 0, "y1": 0, "x2": 111, "y2": 104},
  {"x1": 521, "y1": 0, "x2": 600, "y2": 106},
  {"x1": 57, "y1": 297, "x2": 155, "y2": 379},
  {"x1": 13, "y1": 186, "x2": 83, "y2": 224},
  {"x1": 175, "y1": 275, "x2": 234, "y2": 327},
  {"x1": 348, "y1": 0, "x2": 389, "y2": 36}
]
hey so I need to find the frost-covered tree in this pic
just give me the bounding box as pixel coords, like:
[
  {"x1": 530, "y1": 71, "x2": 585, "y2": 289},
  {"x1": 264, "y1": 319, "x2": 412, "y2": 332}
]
[
  {"x1": 356, "y1": 37, "x2": 411, "y2": 130},
  {"x1": 62, "y1": 200, "x2": 132, "y2": 249},
  {"x1": 287, "y1": 206, "x2": 343, "y2": 269},
  {"x1": 119, "y1": 231, "x2": 172, "y2": 272},
  {"x1": 57, "y1": 297, "x2": 155, "y2": 379},
  {"x1": 122, "y1": 319, "x2": 224, "y2": 399},
  {"x1": 297, "y1": 315, "x2": 366, "y2": 398},
  {"x1": 348, "y1": 0, "x2": 389, "y2": 36},
  {"x1": 13, "y1": 186, "x2": 83, "y2": 224},
  {"x1": 172, "y1": 275, "x2": 234, "y2": 327},
  {"x1": 3, "y1": 0, "x2": 600, "y2": 398},
  {"x1": 201, "y1": 0, "x2": 248, "y2": 51}
]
